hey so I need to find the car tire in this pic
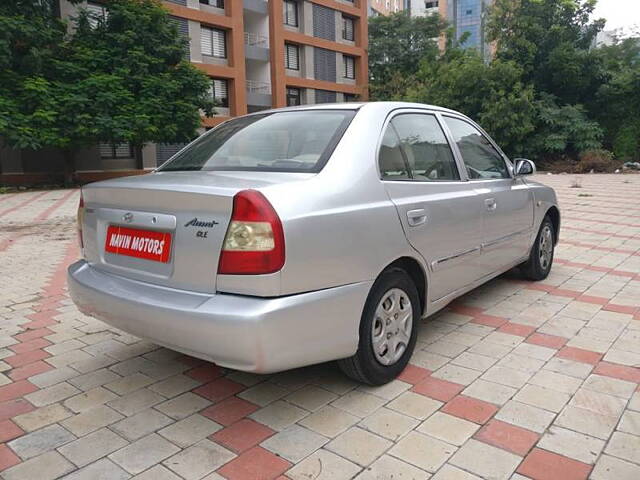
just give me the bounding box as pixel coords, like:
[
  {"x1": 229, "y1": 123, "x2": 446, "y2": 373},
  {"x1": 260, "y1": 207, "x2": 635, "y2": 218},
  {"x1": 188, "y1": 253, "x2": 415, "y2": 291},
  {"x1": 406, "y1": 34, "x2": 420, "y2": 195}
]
[
  {"x1": 520, "y1": 215, "x2": 555, "y2": 281},
  {"x1": 338, "y1": 268, "x2": 420, "y2": 385}
]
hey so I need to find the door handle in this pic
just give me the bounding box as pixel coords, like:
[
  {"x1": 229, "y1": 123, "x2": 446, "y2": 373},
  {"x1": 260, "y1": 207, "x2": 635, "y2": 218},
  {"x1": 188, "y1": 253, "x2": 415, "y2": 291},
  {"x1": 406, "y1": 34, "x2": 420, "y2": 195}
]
[
  {"x1": 407, "y1": 209, "x2": 427, "y2": 226},
  {"x1": 485, "y1": 198, "x2": 497, "y2": 211}
]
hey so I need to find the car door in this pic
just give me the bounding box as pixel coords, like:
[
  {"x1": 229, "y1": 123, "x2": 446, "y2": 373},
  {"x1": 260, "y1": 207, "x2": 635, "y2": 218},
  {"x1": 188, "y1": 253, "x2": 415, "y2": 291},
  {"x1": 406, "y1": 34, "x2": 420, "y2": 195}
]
[
  {"x1": 380, "y1": 111, "x2": 485, "y2": 302},
  {"x1": 442, "y1": 115, "x2": 535, "y2": 274}
]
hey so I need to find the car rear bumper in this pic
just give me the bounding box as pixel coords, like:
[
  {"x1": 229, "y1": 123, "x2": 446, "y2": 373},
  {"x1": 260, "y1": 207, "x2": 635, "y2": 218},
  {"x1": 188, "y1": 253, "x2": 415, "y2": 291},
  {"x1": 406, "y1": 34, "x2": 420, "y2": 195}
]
[{"x1": 67, "y1": 260, "x2": 370, "y2": 373}]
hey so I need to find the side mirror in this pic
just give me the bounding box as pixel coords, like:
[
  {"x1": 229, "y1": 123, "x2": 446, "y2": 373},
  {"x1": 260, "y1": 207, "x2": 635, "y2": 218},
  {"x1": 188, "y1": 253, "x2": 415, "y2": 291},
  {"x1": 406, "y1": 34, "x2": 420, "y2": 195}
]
[{"x1": 514, "y1": 158, "x2": 536, "y2": 176}]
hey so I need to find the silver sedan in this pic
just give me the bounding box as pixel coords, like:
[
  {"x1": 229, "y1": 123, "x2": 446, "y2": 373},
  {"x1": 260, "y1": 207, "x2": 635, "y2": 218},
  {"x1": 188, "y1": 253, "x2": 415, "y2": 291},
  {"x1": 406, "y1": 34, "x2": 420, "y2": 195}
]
[{"x1": 68, "y1": 102, "x2": 560, "y2": 385}]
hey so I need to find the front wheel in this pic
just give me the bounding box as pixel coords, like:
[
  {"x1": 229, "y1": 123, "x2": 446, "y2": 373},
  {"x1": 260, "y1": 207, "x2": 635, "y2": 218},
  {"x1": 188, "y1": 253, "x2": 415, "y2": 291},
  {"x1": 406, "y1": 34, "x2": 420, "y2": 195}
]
[
  {"x1": 521, "y1": 215, "x2": 555, "y2": 281},
  {"x1": 338, "y1": 269, "x2": 420, "y2": 385}
]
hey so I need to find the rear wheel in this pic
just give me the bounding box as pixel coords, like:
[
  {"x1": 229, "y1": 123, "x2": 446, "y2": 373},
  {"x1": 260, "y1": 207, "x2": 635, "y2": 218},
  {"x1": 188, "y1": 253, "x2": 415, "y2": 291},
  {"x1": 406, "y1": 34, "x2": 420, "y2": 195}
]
[
  {"x1": 338, "y1": 269, "x2": 420, "y2": 385},
  {"x1": 521, "y1": 215, "x2": 555, "y2": 281}
]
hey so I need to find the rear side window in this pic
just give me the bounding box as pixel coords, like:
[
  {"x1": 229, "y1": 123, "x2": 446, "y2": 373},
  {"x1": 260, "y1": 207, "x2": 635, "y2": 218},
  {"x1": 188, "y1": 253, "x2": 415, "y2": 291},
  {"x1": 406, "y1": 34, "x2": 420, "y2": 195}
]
[
  {"x1": 379, "y1": 126, "x2": 410, "y2": 180},
  {"x1": 158, "y1": 110, "x2": 355, "y2": 173},
  {"x1": 443, "y1": 116, "x2": 509, "y2": 179},
  {"x1": 378, "y1": 113, "x2": 460, "y2": 181}
]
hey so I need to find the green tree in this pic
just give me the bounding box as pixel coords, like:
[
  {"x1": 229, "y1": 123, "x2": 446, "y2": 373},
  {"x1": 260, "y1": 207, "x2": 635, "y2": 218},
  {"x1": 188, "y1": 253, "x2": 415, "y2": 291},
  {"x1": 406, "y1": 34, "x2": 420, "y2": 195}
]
[
  {"x1": 0, "y1": 0, "x2": 67, "y2": 150},
  {"x1": 528, "y1": 93, "x2": 603, "y2": 160},
  {"x1": 368, "y1": 11, "x2": 445, "y2": 100},
  {"x1": 407, "y1": 50, "x2": 536, "y2": 157},
  {"x1": 487, "y1": 0, "x2": 605, "y2": 105},
  {"x1": 592, "y1": 39, "x2": 640, "y2": 161},
  {"x1": 0, "y1": 0, "x2": 215, "y2": 184}
]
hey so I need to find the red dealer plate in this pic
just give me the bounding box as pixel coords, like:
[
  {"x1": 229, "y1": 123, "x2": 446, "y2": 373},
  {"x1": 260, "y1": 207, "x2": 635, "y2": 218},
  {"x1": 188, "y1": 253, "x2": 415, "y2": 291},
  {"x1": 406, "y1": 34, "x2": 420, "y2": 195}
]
[{"x1": 105, "y1": 225, "x2": 172, "y2": 263}]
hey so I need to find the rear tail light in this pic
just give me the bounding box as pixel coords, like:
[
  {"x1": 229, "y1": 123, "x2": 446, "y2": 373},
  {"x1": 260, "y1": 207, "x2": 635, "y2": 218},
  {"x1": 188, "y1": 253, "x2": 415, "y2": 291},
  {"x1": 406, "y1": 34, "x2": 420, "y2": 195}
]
[
  {"x1": 218, "y1": 190, "x2": 285, "y2": 275},
  {"x1": 77, "y1": 190, "x2": 84, "y2": 250}
]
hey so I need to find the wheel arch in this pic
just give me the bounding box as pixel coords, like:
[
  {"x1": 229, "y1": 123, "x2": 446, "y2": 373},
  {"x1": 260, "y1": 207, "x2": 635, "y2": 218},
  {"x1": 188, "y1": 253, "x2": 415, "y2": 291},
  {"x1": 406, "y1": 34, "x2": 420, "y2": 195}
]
[
  {"x1": 545, "y1": 206, "x2": 560, "y2": 245},
  {"x1": 382, "y1": 256, "x2": 427, "y2": 315}
]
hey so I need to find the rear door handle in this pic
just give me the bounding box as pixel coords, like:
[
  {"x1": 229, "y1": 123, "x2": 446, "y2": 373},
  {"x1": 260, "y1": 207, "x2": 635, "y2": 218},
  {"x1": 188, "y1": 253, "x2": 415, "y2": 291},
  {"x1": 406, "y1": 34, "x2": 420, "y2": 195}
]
[
  {"x1": 485, "y1": 198, "x2": 497, "y2": 211},
  {"x1": 407, "y1": 209, "x2": 427, "y2": 227}
]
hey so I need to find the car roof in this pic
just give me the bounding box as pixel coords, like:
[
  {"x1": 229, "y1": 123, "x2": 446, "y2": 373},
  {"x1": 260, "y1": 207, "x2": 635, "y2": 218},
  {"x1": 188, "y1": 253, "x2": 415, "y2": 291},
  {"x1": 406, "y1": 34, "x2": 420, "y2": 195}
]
[{"x1": 245, "y1": 101, "x2": 462, "y2": 116}]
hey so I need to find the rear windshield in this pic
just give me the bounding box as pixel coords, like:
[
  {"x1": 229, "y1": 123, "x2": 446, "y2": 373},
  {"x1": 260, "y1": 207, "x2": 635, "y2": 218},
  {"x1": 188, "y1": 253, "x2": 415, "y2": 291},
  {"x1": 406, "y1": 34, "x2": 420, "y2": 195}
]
[{"x1": 158, "y1": 110, "x2": 356, "y2": 173}]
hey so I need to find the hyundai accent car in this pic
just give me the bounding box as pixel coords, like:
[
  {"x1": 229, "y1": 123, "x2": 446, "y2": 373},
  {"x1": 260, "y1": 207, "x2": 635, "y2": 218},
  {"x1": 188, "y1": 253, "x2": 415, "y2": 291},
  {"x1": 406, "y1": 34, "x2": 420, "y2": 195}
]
[{"x1": 68, "y1": 102, "x2": 560, "y2": 385}]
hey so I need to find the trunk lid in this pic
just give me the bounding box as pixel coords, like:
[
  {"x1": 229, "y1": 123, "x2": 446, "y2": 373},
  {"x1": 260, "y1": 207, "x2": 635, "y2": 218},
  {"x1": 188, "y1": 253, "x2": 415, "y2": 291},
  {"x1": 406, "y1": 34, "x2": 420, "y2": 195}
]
[{"x1": 81, "y1": 170, "x2": 311, "y2": 293}]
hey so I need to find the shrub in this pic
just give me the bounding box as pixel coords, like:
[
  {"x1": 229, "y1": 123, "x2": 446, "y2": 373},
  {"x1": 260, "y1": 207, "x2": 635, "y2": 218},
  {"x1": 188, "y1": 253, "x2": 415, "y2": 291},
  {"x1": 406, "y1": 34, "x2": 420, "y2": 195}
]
[{"x1": 576, "y1": 149, "x2": 618, "y2": 173}]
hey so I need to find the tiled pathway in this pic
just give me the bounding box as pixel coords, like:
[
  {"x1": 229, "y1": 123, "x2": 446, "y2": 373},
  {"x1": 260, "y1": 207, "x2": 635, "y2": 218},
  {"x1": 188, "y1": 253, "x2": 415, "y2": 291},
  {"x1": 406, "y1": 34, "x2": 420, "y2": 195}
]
[{"x1": 0, "y1": 173, "x2": 639, "y2": 479}]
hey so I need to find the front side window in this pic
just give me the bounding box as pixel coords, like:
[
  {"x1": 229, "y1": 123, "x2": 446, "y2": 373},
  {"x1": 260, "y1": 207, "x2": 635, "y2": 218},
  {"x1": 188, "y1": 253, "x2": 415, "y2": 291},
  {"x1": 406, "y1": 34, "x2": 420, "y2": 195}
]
[
  {"x1": 285, "y1": 43, "x2": 299, "y2": 70},
  {"x1": 201, "y1": 26, "x2": 226, "y2": 58},
  {"x1": 381, "y1": 114, "x2": 459, "y2": 181},
  {"x1": 211, "y1": 78, "x2": 229, "y2": 108},
  {"x1": 283, "y1": 0, "x2": 298, "y2": 27},
  {"x1": 158, "y1": 110, "x2": 355, "y2": 173},
  {"x1": 99, "y1": 143, "x2": 132, "y2": 159},
  {"x1": 443, "y1": 116, "x2": 509, "y2": 179},
  {"x1": 343, "y1": 56, "x2": 355, "y2": 79},
  {"x1": 286, "y1": 87, "x2": 301, "y2": 106},
  {"x1": 342, "y1": 16, "x2": 354, "y2": 41}
]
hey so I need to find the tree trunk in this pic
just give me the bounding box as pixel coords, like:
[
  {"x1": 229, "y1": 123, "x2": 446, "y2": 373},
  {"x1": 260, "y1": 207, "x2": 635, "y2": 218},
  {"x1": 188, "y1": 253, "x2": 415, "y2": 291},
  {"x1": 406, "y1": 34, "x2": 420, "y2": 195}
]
[
  {"x1": 134, "y1": 144, "x2": 144, "y2": 170},
  {"x1": 63, "y1": 149, "x2": 76, "y2": 187}
]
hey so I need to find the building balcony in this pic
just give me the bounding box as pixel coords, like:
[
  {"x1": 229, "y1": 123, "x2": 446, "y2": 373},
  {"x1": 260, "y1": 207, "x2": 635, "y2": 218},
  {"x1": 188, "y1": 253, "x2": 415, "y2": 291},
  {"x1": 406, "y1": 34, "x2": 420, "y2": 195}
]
[
  {"x1": 246, "y1": 80, "x2": 272, "y2": 107},
  {"x1": 243, "y1": 0, "x2": 268, "y2": 15},
  {"x1": 244, "y1": 32, "x2": 270, "y2": 61}
]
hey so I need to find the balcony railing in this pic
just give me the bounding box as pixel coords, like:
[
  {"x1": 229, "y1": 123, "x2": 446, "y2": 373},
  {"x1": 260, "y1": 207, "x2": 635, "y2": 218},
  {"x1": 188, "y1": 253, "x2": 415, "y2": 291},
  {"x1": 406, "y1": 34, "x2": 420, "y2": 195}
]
[
  {"x1": 244, "y1": 32, "x2": 269, "y2": 48},
  {"x1": 246, "y1": 80, "x2": 271, "y2": 94}
]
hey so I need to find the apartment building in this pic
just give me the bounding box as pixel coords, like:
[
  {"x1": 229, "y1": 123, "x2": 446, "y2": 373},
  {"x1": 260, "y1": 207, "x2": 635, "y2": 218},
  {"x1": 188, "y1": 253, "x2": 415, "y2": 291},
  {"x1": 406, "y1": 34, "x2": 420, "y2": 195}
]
[
  {"x1": 0, "y1": 0, "x2": 368, "y2": 185},
  {"x1": 406, "y1": 0, "x2": 439, "y2": 18},
  {"x1": 441, "y1": 0, "x2": 493, "y2": 58},
  {"x1": 368, "y1": 0, "x2": 403, "y2": 16}
]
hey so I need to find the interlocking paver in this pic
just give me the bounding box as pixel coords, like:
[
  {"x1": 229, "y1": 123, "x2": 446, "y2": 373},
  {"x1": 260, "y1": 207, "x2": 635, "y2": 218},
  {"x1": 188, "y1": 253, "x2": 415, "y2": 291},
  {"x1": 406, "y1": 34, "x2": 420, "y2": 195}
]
[
  {"x1": 157, "y1": 413, "x2": 221, "y2": 448},
  {"x1": 108, "y1": 433, "x2": 181, "y2": 474},
  {"x1": 449, "y1": 439, "x2": 521, "y2": 480},
  {"x1": 388, "y1": 430, "x2": 456, "y2": 472},
  {"x1": 8, "y1": 423, "x2": 75, "y2": 460},
  {"x1": 417, "y1": 411, "x2": 479, "y2": 446},
  {"x1": 260, "y1": 424, "x2": 328, "y2": 463},
  {"x1": 111, "y1": 408, "x2": 174, "y2": 441},
  {"x1": 162, "y1": 439, "x2": 235, "y2": 480},
  {"x1": 325, "y1": 426, "x2": 392, "y2": 467},
  {"x1": 287, "y1": 449, "x2": 361, "y2": 480},
  {"x1": 1, "y1": 178, "x2": 639, "y2": 479},
  {"x1": 57, "y1": 427, "x2": 128, "y2": 467},
  {"x1": 355, "y1": 454, "x2": 429, "y2": 480}
]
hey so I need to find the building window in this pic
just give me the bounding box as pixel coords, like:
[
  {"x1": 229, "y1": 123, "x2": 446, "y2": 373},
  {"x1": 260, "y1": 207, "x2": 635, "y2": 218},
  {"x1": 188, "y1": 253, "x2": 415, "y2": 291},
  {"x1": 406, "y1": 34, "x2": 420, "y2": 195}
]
[
  {"x1": 425, "y1": 1, "x2": 438, "y2": 8},
  {"x1": 343, "y1": 55, "x2": 355, "y2": 79},
  {"x1": 211, "y1": 78, "x2": 229, "y2": 108},
  {"x1": 344, "y1": 93, "x2": 357, "y2": 102},
  {"x1": 201, "y1": 26, "x2": 226, "y2": 58},
  {"x1": 283, "y1": 0, "x2": 298, "y2": 27},
  {"x1": 342, "y1": 15, "x2": 354, "y2": 41},
  {"x1": 286, "y1": 87, "x2": 301, "y2": 106},
  {"x1": 200, "y1": 0, "x2": 224, "y2": 7},
  {"x1": 85, "y1": 2, "x2": 107, "y2": 27},
  {"x1": 312, "y1": 4, "x2": 336, "y2": 41},
  {"x1": 99, "y1": 143, "x2": 132, "y2": 159},
  {"x1": 285, "y1": 43, "x2": 299, "y2": 70},
  {"x1": 315, "y1": 89, "x2": 336, "y2": 103}
]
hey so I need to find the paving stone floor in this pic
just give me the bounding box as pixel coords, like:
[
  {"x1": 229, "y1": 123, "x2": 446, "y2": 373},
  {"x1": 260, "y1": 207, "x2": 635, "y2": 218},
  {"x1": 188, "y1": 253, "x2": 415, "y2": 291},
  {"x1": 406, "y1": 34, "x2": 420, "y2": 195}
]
[{"x1": 0, "y1": 173, "x2": 639, "y2": 479}]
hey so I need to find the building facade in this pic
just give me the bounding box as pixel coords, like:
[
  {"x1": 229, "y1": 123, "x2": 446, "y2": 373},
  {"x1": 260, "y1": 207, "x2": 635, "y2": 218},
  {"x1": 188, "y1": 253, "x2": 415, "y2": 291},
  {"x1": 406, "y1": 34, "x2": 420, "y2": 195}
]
[
  {"x1": 368, "y1": 0, "x2": 402, "y2": 17},
  {"x1": 441, "y1": 0, "x2": 493, "y2": 59},
  {"x1": 0, "y1": 0, "x2": 368, "y2": 185},
  {"x1": 406, "y1": 0, "x2": 439, "y2": 18}
]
